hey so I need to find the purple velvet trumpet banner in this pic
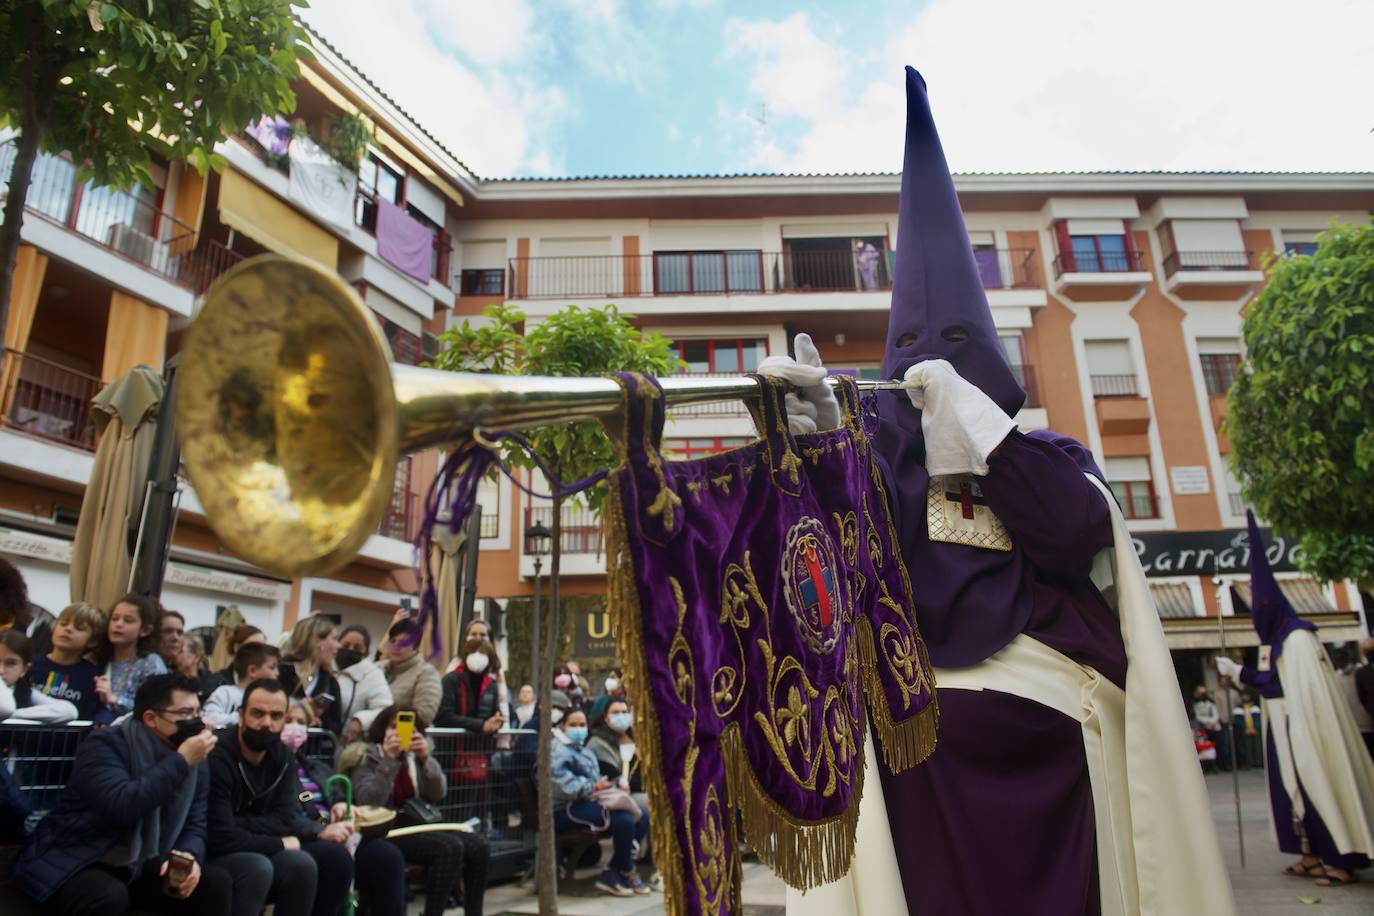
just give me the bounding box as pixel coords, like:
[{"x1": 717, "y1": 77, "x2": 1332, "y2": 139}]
[{"x1": 603, "y1": 372, "x2": 938, "y2": 916}]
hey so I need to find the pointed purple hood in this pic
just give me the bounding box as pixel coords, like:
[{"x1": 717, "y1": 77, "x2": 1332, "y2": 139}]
[
  {"x1": 1245, "y1": 510, "x2": 1315, "y2": 657},
  {"x1": 881, "y1": 67, "x2": 1024, "y2": 417}
]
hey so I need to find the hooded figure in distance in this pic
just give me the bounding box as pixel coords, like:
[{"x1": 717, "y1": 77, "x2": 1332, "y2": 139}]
[
  {"x1": 1216, "y1": 513, "x2": 1374, "y2": 886},
  {"x1": 766, "y1": 67, "x2": 1234, "y2": 916}
]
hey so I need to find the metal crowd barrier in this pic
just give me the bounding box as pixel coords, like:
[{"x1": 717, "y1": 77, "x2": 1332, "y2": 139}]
[
  {"x1": 0, "y1": 722, "x2": 543, "y2": 875},
  {"x1": 303, "y1": 726, "x2": 541, "y2": 871}
]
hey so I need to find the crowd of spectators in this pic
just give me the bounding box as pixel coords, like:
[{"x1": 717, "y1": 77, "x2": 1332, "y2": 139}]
[{"x1": 0, "y1": 555, "x2": 657, "y2": 911}]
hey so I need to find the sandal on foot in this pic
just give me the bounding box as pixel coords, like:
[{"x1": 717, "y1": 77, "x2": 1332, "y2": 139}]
[
  {"x1": 1315, "y1": 872, "x2": 1357, "y2": 886},
  {"x1": 1284, "y1": 863, "x2": 1325, "y2": 877}
]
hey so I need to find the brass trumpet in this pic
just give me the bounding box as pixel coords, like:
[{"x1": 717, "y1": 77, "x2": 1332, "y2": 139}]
[{"x1": 177, "y1": 256, "x2": 904, "y2": 578}]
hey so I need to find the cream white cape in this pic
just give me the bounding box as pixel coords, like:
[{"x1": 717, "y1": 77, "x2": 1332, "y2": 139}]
[
  {"x1": 787, "y1": 475, "x2": 1236, "y2": 916},
  {"x1": 1267, "y1": 628, "x2": 1374, "y2": 855}
]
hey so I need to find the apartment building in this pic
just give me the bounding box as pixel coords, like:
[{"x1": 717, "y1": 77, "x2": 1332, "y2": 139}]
[
  {"x1": 0, "y1": 30, "x2": 476, "y2": 646},
  {"x1": 451, "y1": 171, "x2": 1374, "y2": 679},
  {"x1": 1, "y1": 27, "x2": 1369, "y2": 674}
]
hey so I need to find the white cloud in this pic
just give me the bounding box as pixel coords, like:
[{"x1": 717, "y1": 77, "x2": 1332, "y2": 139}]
[
  {"x1": 421, "y1": 0, "x2": 534, "y2": 67},
  {"x1": 300, "y1": 0, "x2": 563, "y2": 176},
  {"x1": 727, "y1": 0, "x2": 1374, "y2": 174}
]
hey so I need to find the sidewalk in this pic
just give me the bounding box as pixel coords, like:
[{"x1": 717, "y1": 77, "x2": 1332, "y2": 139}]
[{"x1": 463, "y1": 767, "x2": 1373, "y2": 914}]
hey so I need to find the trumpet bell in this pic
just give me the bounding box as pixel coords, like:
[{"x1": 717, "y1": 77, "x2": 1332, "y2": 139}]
[{"x1": 177, "y1": 256, "x2": 400, "y2": 578}]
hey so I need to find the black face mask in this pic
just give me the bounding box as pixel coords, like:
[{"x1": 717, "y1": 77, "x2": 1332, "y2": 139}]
[
  {"x1": 335, "y1": 648, "x2": 365, "y2": 671},
  {"x1": 172, "y1": 718, "x2": 206, "y2": 748},
  {"x1": 242, "y1": 726, "x2": 281, "y2": 753}
]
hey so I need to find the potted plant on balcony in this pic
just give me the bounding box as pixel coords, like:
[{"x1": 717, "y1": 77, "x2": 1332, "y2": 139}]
[{"x1": 325, "y1": 112, "x2": 374, "y2": 173}]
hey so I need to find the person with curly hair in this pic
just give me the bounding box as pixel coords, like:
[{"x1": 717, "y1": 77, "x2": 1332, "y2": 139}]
[{"x1": 0, "y1": 558, "x2": 48, "y2": 654}]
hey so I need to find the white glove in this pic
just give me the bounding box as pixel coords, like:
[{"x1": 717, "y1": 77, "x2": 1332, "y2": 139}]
[
  {"x1": 1215, "y1": 656, "x2": 1242, "y2": 680},
  {"x1": 758, "y1": 333, "x2": 841, "y2": 436},
  {"x1": 903, "y1": 359, "x2": 1015, "y2": 476}
]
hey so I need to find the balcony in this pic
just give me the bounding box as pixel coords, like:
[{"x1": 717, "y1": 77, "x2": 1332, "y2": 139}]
[
  {"x1": 1051, "y1": 249, "x2": 1151, "y2": 301},
  {"x1": 507, "y1": 248, "x2": 1041, "y2": 302},
  {"x1": 378, "y1": 457, "x2": 419, "y2": 541},
  {"x1": 1161, "y1": 250, "x2": 1263, "y2": 299},
  {"x1": 0, "y1": 348, "x2": 101, "y2": 451},
  {"x1": 1090, "y1": 374, "x2": 1139, "y2": 398},
  {"x1": 0, "y1": 143, "x2": 230, "y2": 294},
  {"x1": 524, "y1": 505, "x2": 604, "y2": 557}
]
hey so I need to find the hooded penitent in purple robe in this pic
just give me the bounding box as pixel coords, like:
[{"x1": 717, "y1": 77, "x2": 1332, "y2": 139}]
[
  {"x1": 869, "y1": 67, "x2": 1127, "y2": 915},
  {"x1": 1237, "y1": 513, "x2": 1370, "y2": 871}
]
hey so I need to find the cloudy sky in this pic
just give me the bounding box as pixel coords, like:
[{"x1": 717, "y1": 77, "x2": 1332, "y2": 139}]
[{"x1": 299, "y1": 0, "x2": 1374, "y2": 179}]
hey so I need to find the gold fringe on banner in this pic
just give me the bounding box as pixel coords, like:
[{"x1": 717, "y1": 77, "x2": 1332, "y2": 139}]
[
  {"x1": 856, "y1": 617, "x2": 939, "y2": 773},
  {"x1": 721, "y1": 726, "x2": 863, "y2": 891},
  {"x1": 602, "y1": 479, "x2": 693, "y2": 916}
]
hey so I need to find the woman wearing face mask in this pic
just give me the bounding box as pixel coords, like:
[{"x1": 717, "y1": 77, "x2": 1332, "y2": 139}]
[
  {"x1": 552, "y1": 664, "x2": 585, "y2": 711},
  {"x1": 435, "y1": 638, "x2": 504, "y2": 734},
  {"x1": 551, "y1": 709, "x2": 651, "y2": 897},
  {"x1": 586, "y1": 699, "x2": 650, "y2": 863},
  {"x1": 283, "y1": 701, "x2": 407, "y2": 916},
  {"x1": 335, "y1": 625, "x2": 393, "y2": 727}
]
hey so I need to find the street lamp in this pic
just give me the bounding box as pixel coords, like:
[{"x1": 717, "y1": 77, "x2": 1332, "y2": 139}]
[{"x1": 526, "y1": 521, "x2": 552, "y2": 697}]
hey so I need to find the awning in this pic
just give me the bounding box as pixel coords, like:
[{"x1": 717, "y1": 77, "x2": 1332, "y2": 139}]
[
  {"x1": 1232, "y1": 576, "x2": 1333, "y2": 615},
  {"x1": 218, "y1": 167, "x2": 338, "y2": 270},
  {"x1": 1150, "y1": 582, "x2": 1198, "y2": 619}
]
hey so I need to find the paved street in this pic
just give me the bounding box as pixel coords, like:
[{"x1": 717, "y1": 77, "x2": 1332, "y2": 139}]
[{"x1": 460, "y1": 767, "x2": 1374, "y2": 914}]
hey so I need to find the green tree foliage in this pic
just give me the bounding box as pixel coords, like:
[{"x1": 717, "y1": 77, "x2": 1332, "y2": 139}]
[
  {"x1": 1228, "y1": 221, "x2": 1374, "y2": 584},
  {"x1": 0, "y1": 0, "x2": 308, "y2": 331},
  {"x1": 431, "y1": 301, "x2": 680, "y2": 510}
]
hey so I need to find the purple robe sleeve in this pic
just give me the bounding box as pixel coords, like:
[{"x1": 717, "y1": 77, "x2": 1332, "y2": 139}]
[
  {"x1": 979, "y1": 430, "x2": 1113, "y2": 579},
  {"x1": 1239, "y1": 665, "x2": 1280, "y2": 696}
]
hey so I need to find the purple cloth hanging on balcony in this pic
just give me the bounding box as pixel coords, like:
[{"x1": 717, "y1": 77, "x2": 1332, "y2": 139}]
[
  {"x1": 973, "y1": 247, "x2": 1002, "y2": 288},
  {"x1": 245, "y1": 115, "x2": 291, "y2": 158},
  {"x1": 376, "y1": 198, "x2": 434, "y2": 283}
]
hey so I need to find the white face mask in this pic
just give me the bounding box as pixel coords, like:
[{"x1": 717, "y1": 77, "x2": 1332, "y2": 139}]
[
  {"x1": 465, "y1": 652, "x2": 490, "y2": 674},
  {"x1": 605, "y1": 677, "x2": 621, "y2": 693},
  {"x1": 550, "y1": 707, "x2": 564, "y2": 725}
]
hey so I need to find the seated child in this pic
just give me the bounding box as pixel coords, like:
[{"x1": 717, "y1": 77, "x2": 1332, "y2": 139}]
[
  {"x1": 0, "y1": 631, "x2": 78, "y2": 723},
  {"x1": 26, "y1": 603, "x2": 105, "y2": 721},
  {"x1": 202, "y1": 642, "x2": 281, "y2": 727}
]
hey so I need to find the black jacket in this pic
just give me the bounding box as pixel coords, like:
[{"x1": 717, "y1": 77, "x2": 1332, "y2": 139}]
[
  {"x1": 435, "y1": 668, "x2": 499, "y2": 730},
  {"x1": 206, "y1": 726, "x2": 322, "y2": 857},
  {"x1": 278, "y1": 662, "x2": 343, "y2": 734}
]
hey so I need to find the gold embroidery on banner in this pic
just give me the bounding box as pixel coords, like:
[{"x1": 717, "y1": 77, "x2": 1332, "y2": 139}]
[
  {"x1": 803, "y1": 446, "x2": 828, "y2": 465},
  {"x1": 632, "y1": 380, "x2": 683, "y2": 536},
  {"x1": 741, "y1": 464, "x2": 756, "y2": 481},
  {"x1": 832, "y1": 511, "x2": 859, "y2": 566},
  {"x1": 779, "y1": 445, "x2": 802, "y2": 485},
  {"x1": 711, "y1": 471, "x2": 734, "y2": 495},
  {"x1": 861, "y1": 492, "x2": 884, "y2": 571},
  {"x1": 686, "y1": 479, "x2": 706, "y2": 502},
  {"x1": 780, "y1": 518, "x2": 843, "y2": 655}
]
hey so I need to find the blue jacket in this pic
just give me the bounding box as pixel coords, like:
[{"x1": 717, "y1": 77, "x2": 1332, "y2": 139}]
[
  {"x1": 550, "y1": 736, "x2": 600, "y2": 805},
  {"x1": 11, "y1": 726, "x2": 209, "y2": 902},
  {"x1": 0, "y1": 761, "x2": 30, "y2": 842}
]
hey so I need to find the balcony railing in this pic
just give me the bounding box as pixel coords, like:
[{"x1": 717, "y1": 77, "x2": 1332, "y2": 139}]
[
  {"x1": 0, "y1": 349, "x2": 101, "y2": 451},
  {"x1": 1053, "y1": 250, "x2": 1145, "y2": 277},
  {"x1": 525, "y1": 505, "x2": 603, "y2": 556},
  {"x1": 1090, "y1": 374, "x2": 1140, "y2": 398},
  {"x1": 1121, "y1": 493, "x2": 1160, "y2": 520},
  {"x1": 1162, "y1": 251, "x2": 1255, "y2": 275},
  {"x1": 0, "y1": 143, "x2": 201, "y2": 290},
  {"x1": 507, "y1": 248, "x2": 1040, "y2": 300},
  {"x1": 1228, "y1": 492, "x2": 1246, "y2": 516},
  {"x1": 479, "y1": 512, "x2": 499, "y2": 538},
  {"x1": 378, "y1": 457, "x2": 418, "y2": 541}
]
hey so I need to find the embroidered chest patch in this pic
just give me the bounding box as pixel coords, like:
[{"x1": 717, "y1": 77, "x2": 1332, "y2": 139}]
[
  {"x1": 1257, "y1": 645, "x2": 1272, "y2": 672},
  {"x1": 781, "y1": 517, "x2": 844, "y2": 654},
  {"x1": 926, "y1": 474, "x2": 1012, "y2": 551}
]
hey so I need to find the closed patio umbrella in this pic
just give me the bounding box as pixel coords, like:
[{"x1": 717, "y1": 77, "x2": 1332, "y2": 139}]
[
  {"x1": 69, "y1": 365, "x2": 164, "y2": 610},
  {"x1": 420, "y1": 517, "x2": 464, "y2": 668}
]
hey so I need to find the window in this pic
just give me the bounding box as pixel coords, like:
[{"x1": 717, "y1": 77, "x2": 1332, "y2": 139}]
[
  {"x1": 1285, "y1": 242, "x2": 1319, "y2": 257},
  {"x1": 1084, "y1": 340, "x2": 1138, "y2": 397},
  {"x1": 1281, "y1": 230, "x2": 1320, "y2": 258},
  {"x1": 654, "y1": 251, "x2": 763, "y2": 294},
  {"x1": 1165, "y1": 220, "x2": 1248, "y2": 269},
  {"x1": 460, "y1": 269, "x2": 505, "y2": 297},
  {"x1": 664, "y1": 437, "x2": 752, "y2": 459},
  {"x1": 1197, "y1": 338, "x2": 1242, "y2": 396},
  {"x1": 1070, "y1": 233, "x2": 1128, "y2": 272},
  {"x1": 380, "y1": 317, "x2": 422, "y2": 366},
  {"x1": 672, "y1": 338, "x2": 768, "y2": 374},
  {"x1": 356, "y1": 150, "x2": 404, "y2": 232},
  {"x1": 1105, "y1": 457, "x2": 1159, "y2": 520}
]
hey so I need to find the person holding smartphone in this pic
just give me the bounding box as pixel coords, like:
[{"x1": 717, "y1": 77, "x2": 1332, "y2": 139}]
[
  {"x1": 12, "y1": 674, "x2": 267, "y2": 916},
  {"x1": 277, "y1": 616, "x2": 343, "y2": 733}
]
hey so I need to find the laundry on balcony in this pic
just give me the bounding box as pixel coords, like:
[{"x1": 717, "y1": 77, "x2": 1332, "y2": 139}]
[
  {"x1": 244, "y1": 114, "x2": 293, "y2": 159},
  {"x1": 375, "y1": 197, "x2": 435, "y2": 283},
  {"x1": 288, "y1": 134, "x2": 357, "y2": 230}
]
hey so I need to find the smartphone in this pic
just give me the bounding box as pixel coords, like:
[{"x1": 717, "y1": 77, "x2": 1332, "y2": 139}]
[
  {"x1": 400, "y1": 597, "x2": 413, "y2": 617},
  {"x1": 396, "y1": 710, "x2": 416, "y2": 749},
  {"x1": 165, "y1": 850, "x2": 195, "y2": 895}
]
